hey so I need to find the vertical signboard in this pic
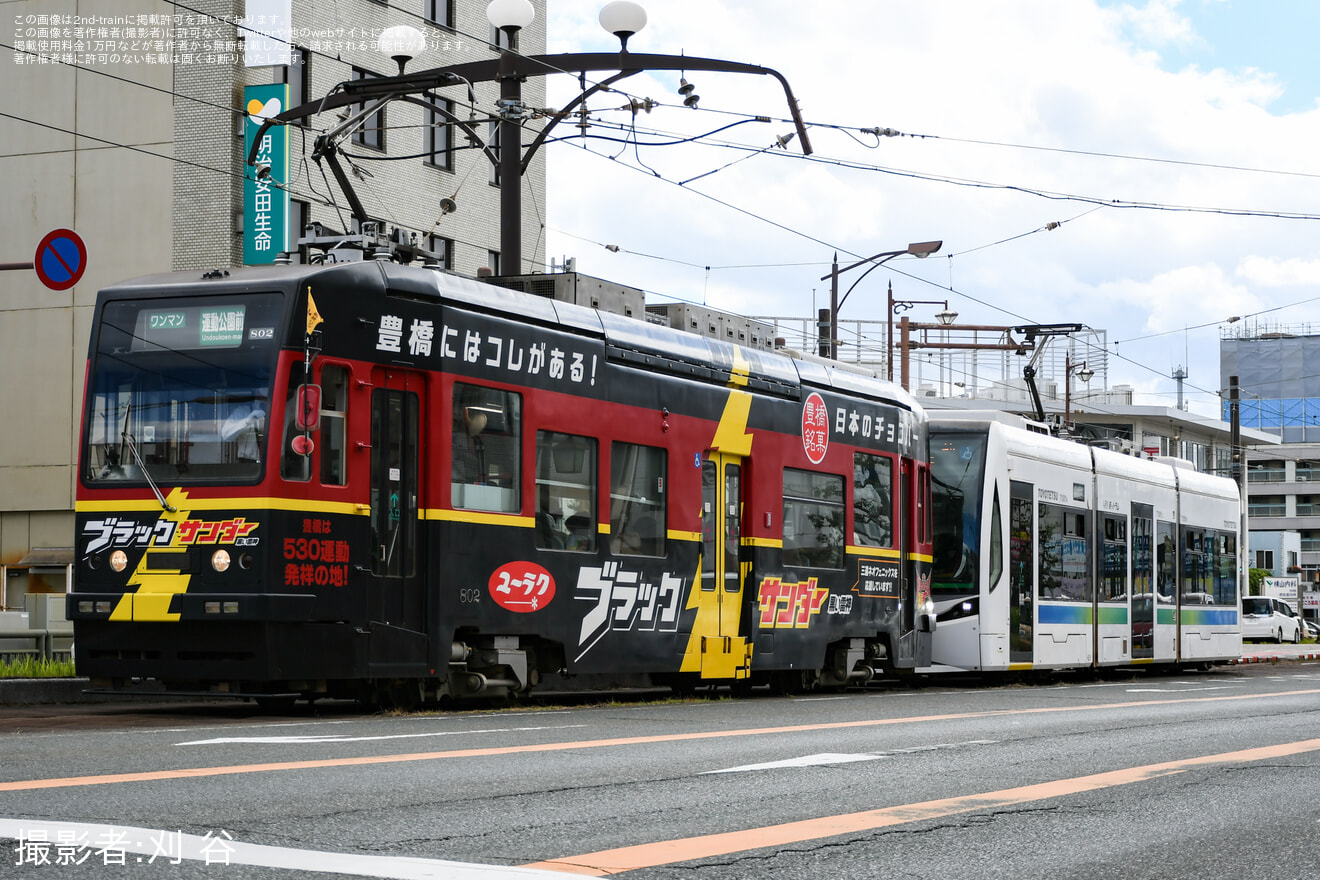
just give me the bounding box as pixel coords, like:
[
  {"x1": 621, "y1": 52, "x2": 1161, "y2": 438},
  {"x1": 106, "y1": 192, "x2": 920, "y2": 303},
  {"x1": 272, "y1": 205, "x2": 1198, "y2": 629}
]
[{"x1": 243, "y1": 83, "x2": 289, "y2": 265}]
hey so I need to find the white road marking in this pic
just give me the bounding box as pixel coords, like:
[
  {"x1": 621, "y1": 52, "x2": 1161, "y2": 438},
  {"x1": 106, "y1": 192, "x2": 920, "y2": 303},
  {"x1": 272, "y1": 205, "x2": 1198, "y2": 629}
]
[
  {"x1": 0, "y1": 818, "x2": 562, "y2": 879},
  {"x1": 1124, "y1": 686, "x2": 1236, "y2": 693},
  {"x1": 792, "y1": 695, "x2": 851, "y2": 702},
  {"x1": 706, "y1": 740, "x2": 999, "y2": 774},
  {"x1": 177, "y1": 724, "x2": 585, "y2": 746},
  {"x1": 707, "y1": 753, "x2": 887, "y2": 773}
]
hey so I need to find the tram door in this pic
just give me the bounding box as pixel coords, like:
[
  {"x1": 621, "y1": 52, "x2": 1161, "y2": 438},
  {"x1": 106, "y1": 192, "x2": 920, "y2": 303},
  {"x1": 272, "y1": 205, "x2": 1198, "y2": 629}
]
[
  {"x1": 1009, "y1": 480, "x2": 1035, "y2": 665},
  {"x1": 368, "y1": 368, "x2": 425, "y2": 637},
  {"x1": 699, "y1": 452, "x2": 751, "y2": 679},
  {"x1": 1154, "y1": 521, "x2": 1178, "y2": 661},
  {"x1": 1131, "y1": 504, "x2": 1155, "y2": 660},
  {"x1": 899, "y1": 459, "x2": 918, "y2": 634}
]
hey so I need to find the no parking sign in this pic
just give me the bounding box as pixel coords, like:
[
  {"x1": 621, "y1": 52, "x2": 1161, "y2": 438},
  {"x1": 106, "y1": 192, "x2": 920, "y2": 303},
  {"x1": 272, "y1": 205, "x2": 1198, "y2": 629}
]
[{"x1": 33, "y1": 228, "x2": 87, "y2": 290}]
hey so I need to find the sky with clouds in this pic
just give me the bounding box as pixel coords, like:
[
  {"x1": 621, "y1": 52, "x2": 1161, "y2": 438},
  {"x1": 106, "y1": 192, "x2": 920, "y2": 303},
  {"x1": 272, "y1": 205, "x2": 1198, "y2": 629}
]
[{"x1": 540, "y1": 0, "x2": 1320, "y2": 418}]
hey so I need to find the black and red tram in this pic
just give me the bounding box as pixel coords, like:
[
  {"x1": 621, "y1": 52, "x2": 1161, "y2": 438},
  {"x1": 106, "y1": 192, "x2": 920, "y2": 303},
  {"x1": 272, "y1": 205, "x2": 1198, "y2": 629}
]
[{"x1": 70, "y1": 260, "x2": 935, "y2": 705}]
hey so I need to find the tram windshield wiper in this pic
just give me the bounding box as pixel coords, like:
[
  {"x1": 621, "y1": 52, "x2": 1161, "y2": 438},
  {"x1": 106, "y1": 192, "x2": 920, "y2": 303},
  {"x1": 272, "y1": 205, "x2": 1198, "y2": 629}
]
[{"x1": 119, "y1": 400, "x2": 175, "y2": 512}]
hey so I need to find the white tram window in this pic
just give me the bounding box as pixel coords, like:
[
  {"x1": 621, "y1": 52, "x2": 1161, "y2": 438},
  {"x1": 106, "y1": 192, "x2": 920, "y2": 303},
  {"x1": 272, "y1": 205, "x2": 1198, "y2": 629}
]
[
  {"x1": 320, "y1": 365, "x2": 348, "y2": 486},
  {"x1": 1214, "y1": 532, "x2": 1238, "y2": 604},
  {"x1": 1101, "y1": 515, "x2": 1127, "y2": 602},
  {"x1": 1038, "y1": 502, "x2": 1091, "y2": 602},
  {"x1": 852, "y1": 453, "x2": 893, "y2": 548},
  {"x1": 1156, "y1": 522, "x2": 1177, "y2": 603},
  {"x1": 988, "y1": 484, "x2": 1003, "y2": 591},
  {"x1": 782, "y1": 468, "x2": 844, "y2": 569},
  {"x1": 610, "y1": 442, "x2": 666, "y2": 556},
  {"x1": 535, "y1": 431, "x2": 597, "y2": 552},
  {"x1": 451, "y1": 382, "x2": 521, "y2": 512},
  {"x1": 1181, "y1": 528, "x2": 1213, "y2": 603}
]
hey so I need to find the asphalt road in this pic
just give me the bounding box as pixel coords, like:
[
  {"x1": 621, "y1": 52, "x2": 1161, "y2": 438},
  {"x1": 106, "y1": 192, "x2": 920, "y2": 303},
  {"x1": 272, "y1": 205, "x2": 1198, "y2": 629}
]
[{"x1": 2, "y1": 661, "x2": 1319, "y2": 879}]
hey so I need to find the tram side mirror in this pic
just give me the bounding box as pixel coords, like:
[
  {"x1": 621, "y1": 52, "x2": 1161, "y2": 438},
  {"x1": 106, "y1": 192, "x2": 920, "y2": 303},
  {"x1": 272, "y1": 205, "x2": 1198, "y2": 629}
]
[{"x1": 295, "y1": 384, "x2": 322, "y2": 431}]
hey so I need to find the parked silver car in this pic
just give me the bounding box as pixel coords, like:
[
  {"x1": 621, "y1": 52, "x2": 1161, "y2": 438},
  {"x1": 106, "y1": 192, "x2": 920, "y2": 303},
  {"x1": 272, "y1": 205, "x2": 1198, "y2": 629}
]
[{"x1": 1242, "y1": 596, "x2": 1302, "y2": 643}]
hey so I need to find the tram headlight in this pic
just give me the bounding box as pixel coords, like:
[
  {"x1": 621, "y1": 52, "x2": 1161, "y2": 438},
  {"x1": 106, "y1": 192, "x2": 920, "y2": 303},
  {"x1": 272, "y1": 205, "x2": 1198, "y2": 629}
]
[
  {"x1": 922, "y1": 596, "x2": 935, "y2": 617},
  {"x1": 109, "y1": 550, "x2": 128, "y2": 573},
  {"x1": 211, "y1": 549, "x2": 232, "y2": 572}
]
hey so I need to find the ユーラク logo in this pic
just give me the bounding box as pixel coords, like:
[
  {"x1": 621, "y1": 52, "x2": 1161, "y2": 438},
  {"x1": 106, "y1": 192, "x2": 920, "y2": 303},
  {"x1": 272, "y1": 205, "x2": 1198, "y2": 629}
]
[{"x1": 489, "y1": 561, "x2": 555, "y2": 612}]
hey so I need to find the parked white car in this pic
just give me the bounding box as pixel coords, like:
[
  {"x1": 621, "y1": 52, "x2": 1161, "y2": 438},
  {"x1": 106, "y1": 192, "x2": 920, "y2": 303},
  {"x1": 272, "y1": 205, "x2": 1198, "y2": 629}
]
[{"x1": 1242, "y1": 596, "x2": 1302, "y2": 644}]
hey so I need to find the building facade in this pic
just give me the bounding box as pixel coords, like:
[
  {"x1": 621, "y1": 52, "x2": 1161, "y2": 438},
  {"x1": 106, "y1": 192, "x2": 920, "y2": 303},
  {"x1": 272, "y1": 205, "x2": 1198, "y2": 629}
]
[
  {"x1": 1243, "y1": 445, "x2": 1320, "y2": 585},
  {"x1": 0, "y1": 0, "x2": 547, "y2": 609},
  {"x1": 1221, "y1": 322, "x2": 1320, "y2": 442}
]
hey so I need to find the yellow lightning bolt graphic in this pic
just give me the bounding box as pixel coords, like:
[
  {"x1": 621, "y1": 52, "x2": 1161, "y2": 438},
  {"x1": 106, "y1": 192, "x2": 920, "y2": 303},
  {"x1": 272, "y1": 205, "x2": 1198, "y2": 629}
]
[{"x1": 109, "y1": 488, "x2": 194, "y2": 622}]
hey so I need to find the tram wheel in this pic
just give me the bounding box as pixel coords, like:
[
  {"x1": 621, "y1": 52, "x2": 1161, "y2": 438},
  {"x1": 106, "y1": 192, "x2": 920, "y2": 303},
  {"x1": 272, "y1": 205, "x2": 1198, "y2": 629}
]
[
  {"x1": 657, "y1": 673, "x2": 698, "y2": 697},
  {"x1": 770, "y1": 669, "x2": 819, "y2": 696},
  {"x1": 253, "y1": 696, "x2": 296, "y2": 714},
  {"x1": 374, "y1": 679, "x2": 422, "y2": 712}
]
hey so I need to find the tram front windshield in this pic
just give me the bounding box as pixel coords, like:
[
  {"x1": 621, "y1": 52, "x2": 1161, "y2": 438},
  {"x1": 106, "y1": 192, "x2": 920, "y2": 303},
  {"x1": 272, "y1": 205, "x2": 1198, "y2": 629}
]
[
  {"x1": 930, "y1": 430, "x2": 987, "y2": 598},
  {"x1": 82, "y1": 293, "x2": 284, "y2": 484}
]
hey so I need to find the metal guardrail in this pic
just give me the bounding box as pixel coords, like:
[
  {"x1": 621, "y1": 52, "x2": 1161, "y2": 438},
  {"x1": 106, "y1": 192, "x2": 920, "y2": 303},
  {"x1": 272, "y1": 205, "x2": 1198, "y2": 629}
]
[
  {"x1": 0, "y1": 628, "x2": 49, "y2": 663},
  {"x1": 0, "y1": 605, "x2": 72, "y2": 664}
]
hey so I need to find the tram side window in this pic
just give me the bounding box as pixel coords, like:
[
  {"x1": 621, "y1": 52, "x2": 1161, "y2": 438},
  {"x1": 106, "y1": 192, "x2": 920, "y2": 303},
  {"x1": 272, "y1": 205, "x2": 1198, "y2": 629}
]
[
  {"x1": 1132, "y1": 516, "x2": 1153, "y2": 599},
  {"x1": 1156, "y1": 522, "x2": 1177, "y2": 603},
  {"x1": 782, "y1": 468, "x2": 844, "y2": 569},
  {"x1": 451, "y1": 382, "x2": 521, "y2": 512},
  {"x1": 535, "y1": 431, "x2": 596, "y2": 552},
  {"x1": 1101, "y1": 515, "x2": 1127, "y2": 601},
  {"x1": 1009, "y1": 489, "x2": 1033, "y2": 601},
  {"x1": 320, "y1": 365, "x2": 348, "y2": 486},
  {"x1": 610, "y1": 442, "x2": 666, "y2": 556},
  {"x1": 1181, "y1": 528, "x2": 1212, "y2": 604},
  {"x1": 281, "y1": 371, "x2": 310, "y2": 482},
  {"x1": 852, "y1": 453, "x2": 892, "y2": 548},
  {"x1": 1038, "y1": 503, "x2": 1090, "y2": 601},
  {"x1": 1214, "y1": 532, "x2": 1237, "y2": 605}
]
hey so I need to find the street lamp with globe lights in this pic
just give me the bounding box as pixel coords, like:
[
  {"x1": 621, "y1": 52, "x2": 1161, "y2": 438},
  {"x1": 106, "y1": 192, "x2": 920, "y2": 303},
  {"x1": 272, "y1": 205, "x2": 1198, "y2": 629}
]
[
  {"x1": 246, "y1": 2, "x2": 813, "y2": 273},
  {"x1": 598, "y1": 1, "x2": 648, "y2": 52},
  {"x1": 485, "y1": 0, "x2": 538, "y2": 275}
]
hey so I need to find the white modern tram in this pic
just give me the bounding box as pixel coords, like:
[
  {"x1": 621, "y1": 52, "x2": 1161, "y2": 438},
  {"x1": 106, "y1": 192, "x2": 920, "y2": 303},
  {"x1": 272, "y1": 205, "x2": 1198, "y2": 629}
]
[{"x1": 926, "y1": 412, "x2": 1241, "y2": 673}]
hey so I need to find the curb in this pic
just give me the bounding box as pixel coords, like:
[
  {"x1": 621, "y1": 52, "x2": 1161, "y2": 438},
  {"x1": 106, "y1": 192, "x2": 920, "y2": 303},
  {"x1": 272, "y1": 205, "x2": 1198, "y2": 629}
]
[
  {"x1": 3, "y1": 654, "x2": 1318, "y2": 705},
  {"x1": 0, "y1": 678, "x2": 111, "y2": 706},
  {"x1": 1231, "y1": 651, "x2": 1320, "y2": 664}
]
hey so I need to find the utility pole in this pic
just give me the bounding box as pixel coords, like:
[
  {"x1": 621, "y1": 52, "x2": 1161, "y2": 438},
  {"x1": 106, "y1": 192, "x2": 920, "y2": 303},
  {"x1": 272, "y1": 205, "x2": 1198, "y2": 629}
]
[{"x1": 1230, "y1": 375, "x2": 1247, "y2": 598}]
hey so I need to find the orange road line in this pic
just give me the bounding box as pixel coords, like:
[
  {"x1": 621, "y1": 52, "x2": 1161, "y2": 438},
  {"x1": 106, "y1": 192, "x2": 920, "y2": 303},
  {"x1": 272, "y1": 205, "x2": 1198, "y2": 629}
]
[
  {"x1": 1, "y1": 687, "x2": 1317, "y2": 794},
  {"x1": 525, "y1": 737, "x2": 1320, "y2": 876}
]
